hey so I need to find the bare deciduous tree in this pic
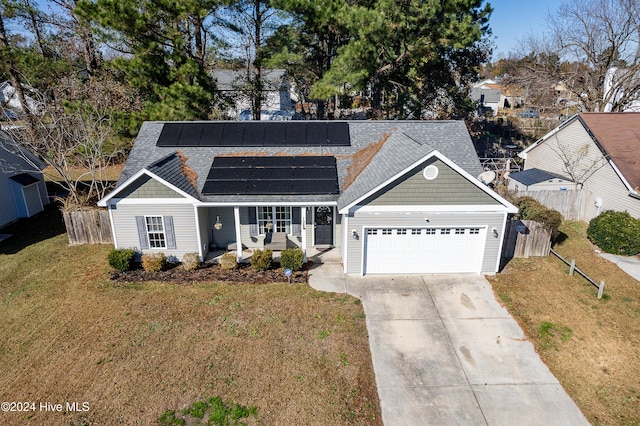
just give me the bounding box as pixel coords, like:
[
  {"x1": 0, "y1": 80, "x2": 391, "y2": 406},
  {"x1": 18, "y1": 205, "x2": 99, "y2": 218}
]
[{"x1": 547, "y1": 0, "x2": 640, "y2": 112}]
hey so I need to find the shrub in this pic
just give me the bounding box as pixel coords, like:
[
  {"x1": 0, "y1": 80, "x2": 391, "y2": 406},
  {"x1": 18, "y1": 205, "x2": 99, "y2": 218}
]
[
  {"x1": 181, "y1": 252, "x2": 200, "y2": 271},
  {"x1": 587, "y1": 210, "x2": 640, "y2": 256},
  {"x1": 108, "y1": 248, "x2": 136, "y2": 272},
  {"x1": 142, "y1": 252, "x2": 167, "y2": 272},
  {"x1": 514, "y1": 196, "x2": 563, "y2": 240},
  {"x1": 280, "y1": 247, "x2": 305, "y2": 271},
  {"x1": 251, "y1": 249, "x2": 272, "y2": 271},
  {"x1": 220, "y1": 252, "x2": 238, "y2": 270}
]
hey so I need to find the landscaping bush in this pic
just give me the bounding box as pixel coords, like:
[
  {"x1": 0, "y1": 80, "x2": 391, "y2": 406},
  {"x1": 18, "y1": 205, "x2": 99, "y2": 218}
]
[
  {"x1": 181, "y1": 252, "x2": 200, "y2": 271},
  {"x1": 251, "y1": 249, "x2": 272, "y2": 271},
  {"x1": 220, "y1": 252, "x2": 238, "y2": 270},
  {"x1": 280, "y1": 247, "x2": 305, "y2": 271},
  {"x1": 587, "y1": 210, "x2": 640, "y2": 256},
  {"x1": 108, "y1": 248, "x2": 136, "y2": 272},
  {"x1": 142, "y1": 252, "x2": 167, "y2": 272},
  {"x1": 514, "y1": 196, "x2": 563, "y2": 240}
]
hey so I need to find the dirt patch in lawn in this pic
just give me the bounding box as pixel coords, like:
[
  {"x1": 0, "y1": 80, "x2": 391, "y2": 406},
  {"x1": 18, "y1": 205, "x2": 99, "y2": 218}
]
[
  {"x1": 489, "y1": 221, "x2": 640, "y2": 425},
  {"x1": 0, "y1": 210, "x2": 381, "y2": 425}
]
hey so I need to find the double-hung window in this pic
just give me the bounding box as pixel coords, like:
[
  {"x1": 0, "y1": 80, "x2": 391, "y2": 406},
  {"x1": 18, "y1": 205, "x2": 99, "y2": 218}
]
[
  {"x1": 146, "y1": 216, "x2": 166, "y2": 248},
  {"x1": 257, "y1": 207, "x2": 291, "y2": 234}
]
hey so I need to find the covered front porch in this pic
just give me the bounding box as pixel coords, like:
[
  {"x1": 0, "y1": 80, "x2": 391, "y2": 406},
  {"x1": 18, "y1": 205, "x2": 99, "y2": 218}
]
[{"x1": 198, "y1": 204, "x2": 341, "y2": 262}]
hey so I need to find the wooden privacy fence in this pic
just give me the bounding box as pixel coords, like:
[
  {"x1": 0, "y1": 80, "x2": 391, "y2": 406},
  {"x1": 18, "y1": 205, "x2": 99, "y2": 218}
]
[
  {"x1": 63, "y1": 208, "x2": 113, "y2": 245},
  {"x1": 516, "y1": 189, "x2": 586, "y2": 221},
  {"x1": 502, "y1": 219, "x2": 551, "y2": 259}
]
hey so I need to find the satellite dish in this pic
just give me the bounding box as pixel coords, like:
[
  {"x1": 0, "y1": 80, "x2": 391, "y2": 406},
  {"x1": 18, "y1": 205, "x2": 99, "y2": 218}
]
[{"x1": 478, "y1": 170, "x2": 496, "y2": 185}]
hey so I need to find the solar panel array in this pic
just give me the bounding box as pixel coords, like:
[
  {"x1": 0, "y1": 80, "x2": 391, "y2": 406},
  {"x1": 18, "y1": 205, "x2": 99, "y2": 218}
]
[
  {"x1": 156, "y1": 122, "x2": 351, "y2": 147},
  {"x1": 202, "y1": 156, "x2": 339, "y2": 195}
]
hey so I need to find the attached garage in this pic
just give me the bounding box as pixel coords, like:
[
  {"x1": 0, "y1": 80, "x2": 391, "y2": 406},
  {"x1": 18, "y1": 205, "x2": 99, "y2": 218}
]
[{"x1": 363, "y1": 226, "x2": 486, "y2": 274}]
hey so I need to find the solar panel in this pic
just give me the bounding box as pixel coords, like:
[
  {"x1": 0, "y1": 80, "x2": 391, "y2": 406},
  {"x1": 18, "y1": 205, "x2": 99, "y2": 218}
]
[
  {"x1": 203, "y1": 155, "x2": 339, "y2": 195},
  {"x1": 156, "y1": 122, "x2": 350, "y2": 147},
  {"x1": 179, "y1": 123, "x2": 204, "y2": 146},
  {"x1": 157, "y1": 123, "x2": 184, "y2": 146}
]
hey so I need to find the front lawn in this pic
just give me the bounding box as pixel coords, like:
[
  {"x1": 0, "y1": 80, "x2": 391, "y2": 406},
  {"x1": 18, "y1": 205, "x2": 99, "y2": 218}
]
[
  {"x1": 489, "y1": 221, "x2": 640, "y2": 425},
  {"x1": 0, "y1": 207, "x2": 381, "y2": 425}
]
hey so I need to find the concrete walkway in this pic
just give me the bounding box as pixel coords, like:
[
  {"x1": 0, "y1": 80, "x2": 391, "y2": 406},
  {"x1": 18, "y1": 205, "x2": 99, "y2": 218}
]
[
  {"x1": 309, "y1": 264, "x2": 589, "y2": 426},
  {"x1": 600, "y1": 253, "x2": 640, "y2": 282}
]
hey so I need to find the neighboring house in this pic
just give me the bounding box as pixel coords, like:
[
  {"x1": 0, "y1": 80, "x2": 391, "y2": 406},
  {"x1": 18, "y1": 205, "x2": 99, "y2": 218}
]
[
  {"x1": 212, "y1": 69, "x2": 293, "y2": 119},
  {"x1": 471, "y1": 80, "x2": 519, "y2": 114},
  {"x1": 0, "y1": 131, "x2": 50, "y2": 228},
  {"x1": 516, "y1": 112, "x2": 640, "y2": 220},
  {"x1": 0, "y1": 81, "x2": 44, "y2": 116},
  {"x1": 603, "y1": 67, "x2": 640, "y2": 112},
  {"x1": 98, "y1": 121, "x2": 517, "y2": 275}
]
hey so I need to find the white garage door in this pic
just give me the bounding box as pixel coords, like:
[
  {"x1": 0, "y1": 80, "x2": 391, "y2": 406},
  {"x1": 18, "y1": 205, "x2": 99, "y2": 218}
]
[{"x1": 364, "y1": 227, "x2": 486, "y2": 274}]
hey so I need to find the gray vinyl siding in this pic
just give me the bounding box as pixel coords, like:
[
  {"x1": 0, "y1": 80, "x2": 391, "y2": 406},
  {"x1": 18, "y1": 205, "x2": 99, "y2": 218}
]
[
  {"x1": 525, "y1": 119, "x2": 640, "y2": 220},
  {"x1": 111, "y1": 203, "x2": 199, "y2": 261},
  {"x1": 583, "y1": 161, "x2": 640, "y2": 220},
  {"x1": 364, "y1": 158, "x2": 499, "y2": 206},
  {"x1": 344, "y1": 210, "x2": 505, "y2": 275},
  {"x1": 524, "y1": 120, "x2": 598, "y2": 188},
  {"x1": 117, "y1": 175, "x2": 185, "y2": 199},
  {"x1": 208, "y1": 207, "x2": 237, "y2": 249}
]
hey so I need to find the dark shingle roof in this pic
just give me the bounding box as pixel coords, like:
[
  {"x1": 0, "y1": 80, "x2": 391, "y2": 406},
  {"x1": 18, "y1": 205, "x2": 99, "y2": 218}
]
[
  {"x1": 509, "y1": 168, "x2": 570, "y2": 186},
  {"x1": 116, "y1": 121, "x2": 483, "y2": 205},
  {"x1": 146, "y1": 152, "x2": 200, "y2": 199}
]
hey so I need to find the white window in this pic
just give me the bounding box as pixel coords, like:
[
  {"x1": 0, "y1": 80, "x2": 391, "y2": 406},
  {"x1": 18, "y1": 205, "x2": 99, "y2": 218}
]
[
  {"x1": 397, "y1": 229, "x2": 407, "y2": 235},
  {"x1": 455, "y1": 228, "x2": 465, "y2": 235},
  {"x1": 146, "y1": 216, "x2": 166, "y2": 248},
  {"x1": 469, "y1": 228, "x2": 480, "y2": 235},
  {"x1": 440, "y1": 228, "x2": 451, "y2": 235},
  {"x1": 425, "y1": 228, "x2": 436, "y2": 235},
  {"x1": 257, "y1": 207, "x2": 291, "y2": 234},
  {"x1": 382, "y1": 228, "x2": 392, "y2": 235},
  {"x1": 367, "y1": 229, "x2": 377, "y2": 235},
  {"x1": 411, "y1": 229, "x2": 421, "y2": 235}
]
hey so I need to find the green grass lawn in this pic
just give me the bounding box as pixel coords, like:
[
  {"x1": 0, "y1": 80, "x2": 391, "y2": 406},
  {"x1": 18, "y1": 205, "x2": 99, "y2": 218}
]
[{"x1": 0, "y1": 206, "x2": 381, "y2": 425}]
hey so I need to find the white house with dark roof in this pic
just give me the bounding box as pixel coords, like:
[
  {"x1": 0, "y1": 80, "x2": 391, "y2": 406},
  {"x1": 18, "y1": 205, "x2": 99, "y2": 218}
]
[
  {"x1": 98, "y1": 121, "x2": 517, "y2": 275},
  {"x1": 0, "y1": 131, "x2": 50, "y2": 227}
]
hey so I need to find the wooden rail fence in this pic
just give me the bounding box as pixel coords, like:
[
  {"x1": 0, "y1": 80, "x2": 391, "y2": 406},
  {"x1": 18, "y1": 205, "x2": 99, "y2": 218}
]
[
  {"x1": 63, "y1": 208, "x2": 113, "y2": 245},
  {"x1": 550, "y1": 249, "x2": 605, "y2": 299}
]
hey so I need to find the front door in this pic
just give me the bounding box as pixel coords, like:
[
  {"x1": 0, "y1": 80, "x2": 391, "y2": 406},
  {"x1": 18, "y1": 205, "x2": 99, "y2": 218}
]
[{"x1": 314, "y1": 206, "x2": 333, "y2": 246}]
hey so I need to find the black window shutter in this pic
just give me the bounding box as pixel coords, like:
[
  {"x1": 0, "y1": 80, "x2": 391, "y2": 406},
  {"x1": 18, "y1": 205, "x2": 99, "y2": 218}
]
[
  {"x1": 291, "y1": 207, "x2": 301, "y2": 236},
  {"x1": 136, "y1": 216, "x2": 149, "y2": 250},
  {"x1": 164, "y1": 216, "x2": 176, "y2": 249},
  {"x1": 248, "y1": 207, "x2": 258, "y2": 237}
]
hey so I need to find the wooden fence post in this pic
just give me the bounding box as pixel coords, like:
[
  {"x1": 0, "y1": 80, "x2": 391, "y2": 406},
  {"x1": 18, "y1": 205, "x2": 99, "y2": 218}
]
[
  {"x1": 597, "y1": 281, "x2": 605, "y2": 299},
  {"x1": 569, "y1": 259, "x2": 576, "y2": 276}
]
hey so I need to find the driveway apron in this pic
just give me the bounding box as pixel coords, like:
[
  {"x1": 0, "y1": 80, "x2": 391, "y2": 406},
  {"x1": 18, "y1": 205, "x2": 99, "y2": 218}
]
[{"x1": 311, "y1": 268, "x2": 589, "y2": 426}]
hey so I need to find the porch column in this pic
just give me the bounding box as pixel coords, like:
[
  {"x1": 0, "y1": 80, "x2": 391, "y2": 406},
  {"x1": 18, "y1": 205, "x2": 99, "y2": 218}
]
[
  {"x1": 301, "y1": 206, "x2": 307, "y2": 262},
  {"x1": 234, "y1": 206, "x2": 243, "y2": 262}
]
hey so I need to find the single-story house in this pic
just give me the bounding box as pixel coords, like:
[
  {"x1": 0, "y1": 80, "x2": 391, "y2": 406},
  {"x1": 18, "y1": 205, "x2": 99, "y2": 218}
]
[
  {"x1": 98, "y1": 121, "x2": 518, "y2": 275},
  {"x1": 212, "y1": 69, "x2": 293, "y2": 119},
  {"x1": 0, "y1": 131, "x2": 50, "y2": 227},
  {"x1": 516, "y1": 112, "x2": 640, "y2": 220},
  {"x1": 507, "y1": 168, "x2": 573, "y2": 192}
]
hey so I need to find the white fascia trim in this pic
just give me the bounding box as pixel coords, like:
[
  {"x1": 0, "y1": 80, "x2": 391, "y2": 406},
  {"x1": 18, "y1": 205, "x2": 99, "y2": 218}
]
[
  {"x1": 97, "y1": 168, "x2": 198, "y2": 206},
  {"x1": 106, "y1": 197, "x2": 196, "y2": 205},
  {"x1": 608, "y1": 158, "x2": 635, "y2": 193},
  {"x1": 339, "y1": 150, "x2": 518, "y2": 214},
  {"x1": 198, "y1": 201, "x2": 338, "y2": 207},
  {"x1": 351, "y1": 205, "x2": 514, "y2": 213}
]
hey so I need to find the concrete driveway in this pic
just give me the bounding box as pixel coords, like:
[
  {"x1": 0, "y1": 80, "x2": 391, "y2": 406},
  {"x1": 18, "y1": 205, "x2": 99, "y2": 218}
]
[{"x1": 310, "y1": 265, "x2": 589, "y2": 426}]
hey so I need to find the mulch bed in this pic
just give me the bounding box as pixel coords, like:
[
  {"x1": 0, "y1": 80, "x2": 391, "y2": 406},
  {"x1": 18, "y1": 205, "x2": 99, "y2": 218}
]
[{"x1": 110, "y1": 261, "x2": 311, "y2": 284}]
